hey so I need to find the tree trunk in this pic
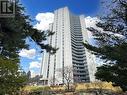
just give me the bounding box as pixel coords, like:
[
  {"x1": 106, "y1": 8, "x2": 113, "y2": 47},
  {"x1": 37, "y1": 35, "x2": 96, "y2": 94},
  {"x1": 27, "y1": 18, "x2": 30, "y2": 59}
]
[{"x1": 67, "y1": 82, "x2": 70, "y2": 91}]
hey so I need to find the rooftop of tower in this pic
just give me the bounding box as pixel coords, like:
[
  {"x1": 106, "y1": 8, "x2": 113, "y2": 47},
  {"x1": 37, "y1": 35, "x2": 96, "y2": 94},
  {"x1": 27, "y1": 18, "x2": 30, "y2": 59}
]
[{"x1": 54, "y1": 6, "x2": 85, "y2": 17}]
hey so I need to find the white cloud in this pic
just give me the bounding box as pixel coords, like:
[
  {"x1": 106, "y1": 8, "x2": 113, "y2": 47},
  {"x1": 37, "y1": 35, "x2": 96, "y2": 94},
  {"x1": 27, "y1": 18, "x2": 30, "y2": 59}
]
[
  {"x1": 29, "y1": 61, "x2": 41, "y2": 77},
  {"x1": 85, "y1": 16, "x2": 100, "y2": 28},
  {"x1": 34, "y1": 12, "x2": 54, "y2": 31},
  {"x1": 29, "y1": 61, "x2": 41, "y2": 69},
  {"x1": 37, "y1": 57, "x2": 42, "y2": 61},
  {"x1": 85, "y1": 16, "x2": 101, "y2": 39},
  {"x1": 30, "y1": 70, "x2": 39, "y2": 78},
  {"x1": 19, "y1": 49, "x2": 36, "y2": 59}
]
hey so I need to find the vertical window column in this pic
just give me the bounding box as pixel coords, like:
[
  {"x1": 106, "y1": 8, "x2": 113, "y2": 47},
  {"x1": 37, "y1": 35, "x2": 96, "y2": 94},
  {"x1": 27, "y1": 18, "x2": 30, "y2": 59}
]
[{"x1": 62, "y1": 11, "x2": 64, "y2": 84}]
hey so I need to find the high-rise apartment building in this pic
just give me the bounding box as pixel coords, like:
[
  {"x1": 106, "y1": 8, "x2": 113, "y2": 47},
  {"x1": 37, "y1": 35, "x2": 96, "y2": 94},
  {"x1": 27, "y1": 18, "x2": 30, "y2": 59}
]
[{"x1": 41, "y1": 7, "x2": 97, "y2": 85}]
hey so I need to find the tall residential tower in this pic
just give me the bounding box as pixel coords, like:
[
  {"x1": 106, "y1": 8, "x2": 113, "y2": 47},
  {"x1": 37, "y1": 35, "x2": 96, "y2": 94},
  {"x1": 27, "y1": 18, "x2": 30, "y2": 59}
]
[{"x1": 41, "y1": 7, "x2": 96, "y2": 85}]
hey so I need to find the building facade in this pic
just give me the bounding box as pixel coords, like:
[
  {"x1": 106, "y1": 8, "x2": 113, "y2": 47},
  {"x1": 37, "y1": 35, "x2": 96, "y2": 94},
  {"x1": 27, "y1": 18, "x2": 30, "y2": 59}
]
[{"x1": 41, "y1": 7, "x2": 97, "y2": 85}]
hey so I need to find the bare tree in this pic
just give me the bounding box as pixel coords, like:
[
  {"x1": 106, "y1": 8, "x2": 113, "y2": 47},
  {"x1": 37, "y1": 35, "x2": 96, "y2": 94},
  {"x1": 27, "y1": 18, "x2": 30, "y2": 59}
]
[{"x1": 57, "y1": 66, "x2": 74, "y2": 91}]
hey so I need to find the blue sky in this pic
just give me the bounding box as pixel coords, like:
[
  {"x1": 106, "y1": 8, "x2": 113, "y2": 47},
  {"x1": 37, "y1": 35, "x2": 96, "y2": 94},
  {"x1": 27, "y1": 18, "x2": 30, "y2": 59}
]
[
  {"x1": 21, "y1": 0, "x2": 100, "y2": 18},
  {"x1": 19, "y1": 0, "x2": 100, "y2": 77}
]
